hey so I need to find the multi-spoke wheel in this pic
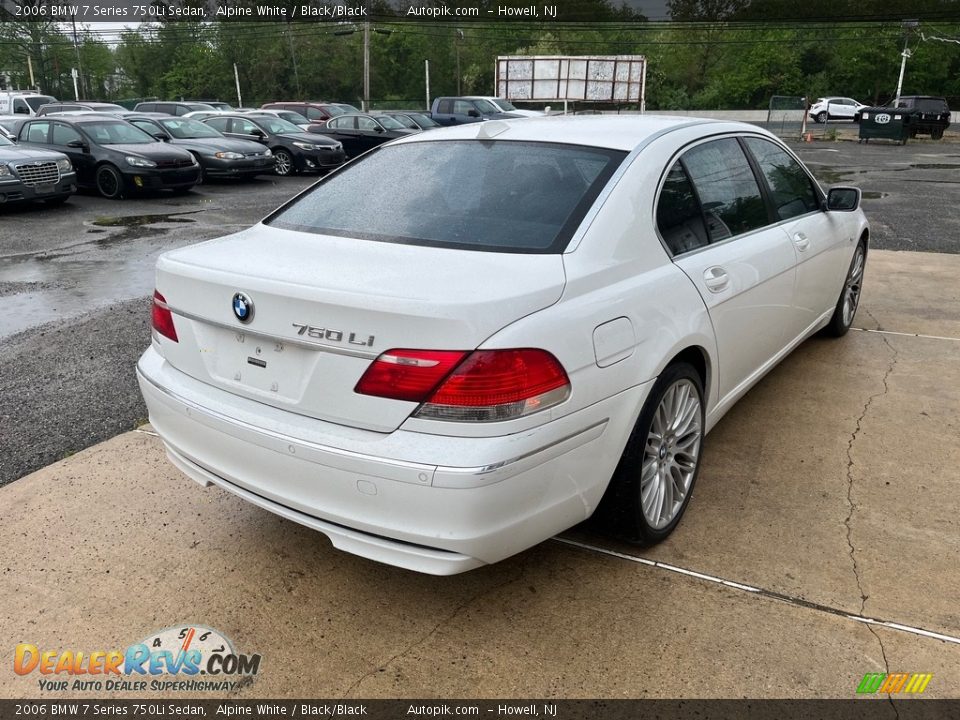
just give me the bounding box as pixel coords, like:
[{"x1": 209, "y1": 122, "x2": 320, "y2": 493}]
[
  {"x1": 273, "y1": 149, "x2": 295, "y2": 176},
  {"x1": 825, "y1": 240, "x2": 866, "y2": 337},
  {"x1": 597, "y1": 362, "x2": 705, "y2": 543}
]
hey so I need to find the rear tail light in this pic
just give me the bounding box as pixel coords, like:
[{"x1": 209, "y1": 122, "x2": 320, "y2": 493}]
[
  {"x1": 355, "y1": 348, "x2": 570, "y2": 422},
  {"x1": 151, "y1": 290, "x2": 178, "y2": 342}
]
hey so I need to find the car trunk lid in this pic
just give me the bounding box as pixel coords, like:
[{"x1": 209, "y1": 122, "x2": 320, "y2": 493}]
[{"x1": 155, "y1": 225, "x2": 565, "y2": 432}]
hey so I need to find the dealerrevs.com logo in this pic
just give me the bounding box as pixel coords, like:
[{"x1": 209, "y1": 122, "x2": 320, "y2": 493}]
[{"x1": 14, "y1": 625, "x2": 262, "y2": 693}]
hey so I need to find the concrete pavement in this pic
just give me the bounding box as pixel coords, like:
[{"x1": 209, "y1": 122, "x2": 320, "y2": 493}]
[{"x1": 1, "y1": 249, "x2": 958, "y2": 699}]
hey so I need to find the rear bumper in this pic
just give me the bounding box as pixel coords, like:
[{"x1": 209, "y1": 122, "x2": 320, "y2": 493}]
[{"x1": 137, "y1": 345, "x2": 645, "y2": 574}]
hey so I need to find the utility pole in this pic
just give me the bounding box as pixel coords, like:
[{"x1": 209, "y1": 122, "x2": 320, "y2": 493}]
[
  {"x1": 287, "y1": 21, "x2": 301, "y2": 97},
  {"x1": 71, "y1": 15, "x2": 85, "y2": 99},
  {"x1": 363, "y1": 22, "x2": 370, "y2": 112},
  {"x1": 455, "y1": 29, "x2": 463, "y2": 95},
  {"x1": 425, "y1": 60, "x2": 430, "y2": 111},
  {"x1": 234, "y1": 63, "x2": 243, "y2": 107},
  {"x1": 894, "y1": 20, "x2": 919, "y2": 106}
]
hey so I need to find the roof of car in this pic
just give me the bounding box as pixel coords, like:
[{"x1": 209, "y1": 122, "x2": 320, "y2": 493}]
[
  {"x1": 30, "y1": 114, "x2": 128, "y2": 125},
  {"x1": 390, "y1": 114, "x2": 756, "y2": 152}
]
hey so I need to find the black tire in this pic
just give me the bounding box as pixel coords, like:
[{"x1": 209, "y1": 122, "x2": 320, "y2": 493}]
[
  {"x1": 596, "y1": 362, "x2": 705, "y2": 545},
  {"x1": 824, "y1": 240, "x2": 866, "y2": 337},
  {"x1": 816, "y1": 111, "x2": 828, "y2": 124},
  {"x1": 95, "y1": 164, "x2": 124, "y2": 199},
  {"x1": 932, "y1": 128, "x2": 944, "y2": 140},
  {"x1": 272, "y1": 148, "x2": 295, "y2": 176}
]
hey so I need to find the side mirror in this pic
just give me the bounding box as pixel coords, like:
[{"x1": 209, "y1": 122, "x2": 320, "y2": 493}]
[
  {"x1": 467, "y1": 110, "x2": 480, "y2": 118},
  {"x1": 65, "y1": 139, "x2": 88, "y2": 151},
  {"x1": 153, "y1": 132, "x2": 170, "y2": 142},
  {"x1": 826, "y1": 187, "x2": 861, "y2": 212},
  {"x1": 374, "y1": 126, "x2": 384, "y2": 133},
  {"x1": 251, "y1": 128, "x2": 265, "y2": 137}
]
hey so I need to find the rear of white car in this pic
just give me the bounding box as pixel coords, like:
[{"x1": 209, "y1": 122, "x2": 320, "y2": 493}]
[{"x1": 138, "y1": 116, "x2": 867, "y2": 574}]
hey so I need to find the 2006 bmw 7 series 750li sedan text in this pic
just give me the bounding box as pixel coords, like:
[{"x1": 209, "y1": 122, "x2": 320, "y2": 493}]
[{"x1": 137, "y1": 116, "x2": 868, "y2": 575}]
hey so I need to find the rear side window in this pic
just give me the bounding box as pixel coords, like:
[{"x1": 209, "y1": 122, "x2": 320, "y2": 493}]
[
  {"x1": 205, "y1": 117, "x2": 229, "y2": 132},
  {"x1": 682, "y1": 138, "x2": 768, "y2": 242},
  {"x1": 52, "y1": 123, "x2": 82, "y2": 145},
  {"x1": 743, "y1": 137, "x2": 820, "y2": 221},
  {"x1": 268, "y1": 140, "x2": 626, "y2": 253},
  {"x1": 657, "y1": 162, "x2": 709, "y2": 255},
  {"x1": 23, "y1": 121, "x2": 50, "y2": 143}
]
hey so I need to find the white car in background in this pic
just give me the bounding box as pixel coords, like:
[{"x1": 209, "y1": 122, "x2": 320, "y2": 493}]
[
  {"x1": 467, "y1": 96, "x2": 546, "y2": 117},
  {"x1": 809, "y1": 96, "x2": 867, "y2": 123},
  {"x1": 138, "y1": 116, "x2": 868, "y2": 575}
]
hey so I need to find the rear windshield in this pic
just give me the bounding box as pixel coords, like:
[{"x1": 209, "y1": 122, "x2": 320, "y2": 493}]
[
  {"x1": 267, "y1": 140, "x2": 625, "y2": 253},
  {"x1": 26, "y1": 95, "x2": 56, "y2": 111},
  {"x1": 914, "y1": 98, "x2": 948, "y2": 113}
]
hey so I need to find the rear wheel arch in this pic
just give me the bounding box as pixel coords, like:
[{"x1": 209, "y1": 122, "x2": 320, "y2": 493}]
[{"x1": 659, "y1": 345, "x2": 711, "y2": 408}]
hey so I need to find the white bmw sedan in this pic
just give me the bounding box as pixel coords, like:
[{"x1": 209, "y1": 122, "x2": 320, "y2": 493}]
[{"x1": 137, "y1": 116, "x2": 868, "y2": 575}]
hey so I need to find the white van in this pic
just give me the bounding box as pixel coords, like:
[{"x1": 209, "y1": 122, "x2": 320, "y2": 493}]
[{"x1": 0, "y1": 92, "x2": 57, "y2": 116}]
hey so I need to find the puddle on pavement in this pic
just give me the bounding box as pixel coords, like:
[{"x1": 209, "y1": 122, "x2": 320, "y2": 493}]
[
  {"x1": 93, "y1": 212, "x2": 198, "y2": 227},
  {"x1": 0, "y1": 233, "x2": 176, "y2": 340},
  {"x1": 811, "y1": 168, "x2": 855, "y2": 184}
]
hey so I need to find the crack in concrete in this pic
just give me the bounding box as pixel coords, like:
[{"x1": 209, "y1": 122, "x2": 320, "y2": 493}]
[
  {"x1": 339, "y1": 561, "x2": 529, "y2": 701},
  {"x1": 843, "y1": 332, "x2": 898, "y2": 713},
  {"x1": 863, "y1": 307, "x2": 884, "y2": 331},
  {"x1": 865, "y1": 623, "x2": 901, "y2": 720}
]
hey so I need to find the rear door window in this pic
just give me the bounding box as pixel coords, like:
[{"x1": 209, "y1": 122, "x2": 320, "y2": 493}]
[
  {"x1": 52, "y1": 122, "x2": 82, "y2": 146},
  {"x1": 681, "y1": 138, "x2": 769, "y2": 242},
  {"x1": 23, "y1": 121, "x2": 51, "y2": 143},
  {"x1": 205, "y1": 117, "x2": 229, "y2": 132}
]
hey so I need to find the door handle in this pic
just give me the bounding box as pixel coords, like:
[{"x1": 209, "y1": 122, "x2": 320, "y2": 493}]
[
  {"x1": 703, "y1": 266, "x2": 729, "y2": 293},
  {"x1": 793, "y1": 232, "x2": 810, "y2": 251}
]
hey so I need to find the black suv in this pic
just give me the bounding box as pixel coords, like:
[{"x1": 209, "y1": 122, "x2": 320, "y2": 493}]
[{"x1": 897, "y1": 96, "x2": 951, "y2": 139}]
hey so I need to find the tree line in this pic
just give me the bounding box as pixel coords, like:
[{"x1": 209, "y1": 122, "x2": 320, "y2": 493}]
[{"x1": 1, "y1": 0, "x2": 958, "y2": 110}]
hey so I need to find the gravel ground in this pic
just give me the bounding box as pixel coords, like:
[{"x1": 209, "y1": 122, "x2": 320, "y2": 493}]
[{"x1": 0, "y1": 297, "x2": 150, "y2": 485}]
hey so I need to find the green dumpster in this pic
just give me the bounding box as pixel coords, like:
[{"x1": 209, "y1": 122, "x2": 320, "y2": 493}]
[{"x1": 858, "y1": 107, "x2": 911, "y2": 144}]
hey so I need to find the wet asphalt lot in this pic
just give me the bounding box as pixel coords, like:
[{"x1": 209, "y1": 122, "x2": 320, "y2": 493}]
[{"x1": 0, "y1": 139, "x2": 958, "y2": 487}]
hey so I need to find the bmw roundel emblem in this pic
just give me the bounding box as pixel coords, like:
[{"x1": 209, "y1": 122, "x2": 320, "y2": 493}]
[{"x1": 232, "y1": 292, "x2": 254, "y2": 323}]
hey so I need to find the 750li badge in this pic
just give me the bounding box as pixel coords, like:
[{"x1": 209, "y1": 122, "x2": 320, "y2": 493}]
[{"x1": 292, "y1": 323, "x2": 374, "y2": 347}]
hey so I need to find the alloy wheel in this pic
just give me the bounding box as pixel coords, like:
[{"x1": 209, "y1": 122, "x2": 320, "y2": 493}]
[
  {"x1": 274, "y1": 150, "x2": 293, "y2": 176},
  {"x1": 640, "y1": 378, "x2": 703, "y2": 530},
  {"x1": 842, "y1": 245, "x2": 865, "y2": 328}
]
